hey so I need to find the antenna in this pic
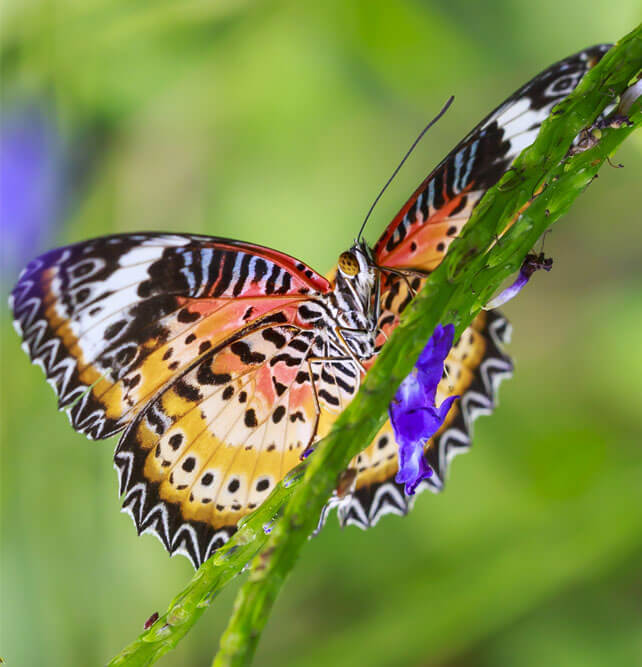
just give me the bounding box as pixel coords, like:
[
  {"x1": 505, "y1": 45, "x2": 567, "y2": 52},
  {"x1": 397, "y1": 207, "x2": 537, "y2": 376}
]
[{"x1": 357, "y1": 95, "x2": 454, "y2": 242}]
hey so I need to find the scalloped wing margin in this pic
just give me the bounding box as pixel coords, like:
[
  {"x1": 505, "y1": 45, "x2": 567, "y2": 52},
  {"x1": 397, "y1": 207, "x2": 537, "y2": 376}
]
[{"x1": 318, "y1": 309, "x2": 513, "y2": 532}]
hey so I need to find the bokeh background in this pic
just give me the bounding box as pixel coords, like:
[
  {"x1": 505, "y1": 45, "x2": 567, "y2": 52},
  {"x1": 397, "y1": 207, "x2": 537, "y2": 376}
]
[{"x1": 1, "y1": 2, "x2": 641, "y2": 666}]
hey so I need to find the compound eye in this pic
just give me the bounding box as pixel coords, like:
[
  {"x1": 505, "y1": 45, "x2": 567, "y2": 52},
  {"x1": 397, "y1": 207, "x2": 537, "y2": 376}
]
[{"x1": 338, "y1": 251, "x2": 359, "y2": 277}]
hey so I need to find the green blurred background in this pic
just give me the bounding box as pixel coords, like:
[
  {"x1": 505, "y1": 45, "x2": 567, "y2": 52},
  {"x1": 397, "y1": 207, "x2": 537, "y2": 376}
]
[{"x1": 1, "y1": 2, "x2": 641, "y2": 666}]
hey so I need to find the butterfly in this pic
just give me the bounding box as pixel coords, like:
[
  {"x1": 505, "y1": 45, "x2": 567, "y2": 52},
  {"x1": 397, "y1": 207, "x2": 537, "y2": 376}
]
[{"x1": 10, "y1": 45, "x2": 609, "y2": 568}]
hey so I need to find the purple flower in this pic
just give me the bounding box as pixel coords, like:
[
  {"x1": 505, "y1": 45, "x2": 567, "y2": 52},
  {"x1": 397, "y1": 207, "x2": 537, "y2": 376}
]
[
  {"x1": 389, "y1": 324, "x2": 459, "y2": 495},
  {"x1": 486, "y1": 252, "x2": 553, "y2": 309}
]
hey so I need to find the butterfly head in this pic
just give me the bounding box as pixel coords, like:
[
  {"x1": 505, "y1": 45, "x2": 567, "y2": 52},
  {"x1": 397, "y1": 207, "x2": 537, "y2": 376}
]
[
  {"x1": 332, "y1": 241, "x2": 378, "y2": 337},
  {"x1": 337, "y1": 240, "x2": 372, "y2": 277}
]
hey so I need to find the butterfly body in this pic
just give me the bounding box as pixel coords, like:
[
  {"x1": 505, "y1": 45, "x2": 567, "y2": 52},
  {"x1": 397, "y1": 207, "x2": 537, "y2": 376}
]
[{"x1": 10, "y1": 45, "x2": 610, "y2": 566}]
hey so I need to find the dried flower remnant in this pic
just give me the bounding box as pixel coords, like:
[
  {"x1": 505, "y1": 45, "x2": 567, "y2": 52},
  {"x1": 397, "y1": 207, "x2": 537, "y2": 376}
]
[
  {"x1": 389, "y1": 324, "x2": 459, "y2": 495},
  {"x1": 485, "y1": 252, "x2": 553, "y2": 309},
  {"x1": 144, "y1": 612, "x2": 159, "y2": 630}
]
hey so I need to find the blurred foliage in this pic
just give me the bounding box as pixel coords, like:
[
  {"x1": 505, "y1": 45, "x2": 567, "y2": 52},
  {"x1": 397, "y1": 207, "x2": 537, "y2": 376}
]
[{"x1": 1, "y1": 2, "x2": 641, "y2": 666}]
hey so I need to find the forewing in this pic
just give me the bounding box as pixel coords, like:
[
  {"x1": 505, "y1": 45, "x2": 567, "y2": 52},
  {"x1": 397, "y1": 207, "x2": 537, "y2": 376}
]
[
  {"x1": 373, "y1": 44, "x2": 610, "y2": 271},
  {"x1": 10, "y1": 233, "x2": 330, "y2": 439}
]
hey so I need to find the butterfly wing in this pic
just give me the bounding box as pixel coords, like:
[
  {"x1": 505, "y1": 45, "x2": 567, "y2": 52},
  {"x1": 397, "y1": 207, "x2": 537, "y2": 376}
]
[
  {"x1": 10, "y1": 233, "x2": 330, "y2": 439},
  {"x1": 321, "y1": 308, "x2": 512, "y2": 529},
  {"x1": 322, "y1": 45, "x2": 609, "y2": 529},
  {"x1": 11, "y1": 233, "x2": 360, "y2": 565},
  {"x1": 373, "y1": 45, "x2": 610, "y2": 271},
  {"x1": 115, "y1": 323, "x2": 357, "y2": 565}
]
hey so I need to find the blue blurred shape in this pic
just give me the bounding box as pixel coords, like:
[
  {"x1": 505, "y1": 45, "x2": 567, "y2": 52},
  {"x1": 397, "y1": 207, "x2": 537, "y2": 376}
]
[{"x1": 1, "y1": 104, "x2": 65, "y2": 279}]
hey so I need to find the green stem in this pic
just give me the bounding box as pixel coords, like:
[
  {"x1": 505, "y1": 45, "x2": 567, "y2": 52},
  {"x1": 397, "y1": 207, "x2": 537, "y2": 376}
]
[{"x1": 108, "y1": 23, "x2": 641, "y2": 667}]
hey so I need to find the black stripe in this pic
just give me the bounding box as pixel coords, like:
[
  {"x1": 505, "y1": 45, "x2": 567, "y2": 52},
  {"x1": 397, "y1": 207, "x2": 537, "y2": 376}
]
[
  {"x1": 276, "y1": 271, "x2": 291, "y2": 295},
  {"x1": 335, "y1": 375, "x2": 353, "y2": 393},
  {"x1": 213, "y1": 251, "x2": 236, "y2": 297},
  {"x1": 450, "y1": 194, "x2": 468, "y2": 216},
  {"x1": 261, "y1": 328, "x2": 287, "y2": 348},
  {"x1": 205, "y1": 249, "x2": 221, "y2": 293},
  {"x1": 289, "y1": 338, "x2": 310, "y2": 353},
  {"x1": 419, "y1": 186, "x2": 429, "y2": 220},
  {"x1": 233, "y1": 253, "x2": 252, "y2": 296},
  {"x1": 432, "y1": 170, "x2": 445, "y2": 210},
  {"x1": 319, "y1": 388, "x2": 339, "y2": 406},
  {"x1": 265, "y1": 264, "x2": 280, "y2": 294},
  {"x1": 253, "y1": 258, "x2": 268, "y2": 283}
]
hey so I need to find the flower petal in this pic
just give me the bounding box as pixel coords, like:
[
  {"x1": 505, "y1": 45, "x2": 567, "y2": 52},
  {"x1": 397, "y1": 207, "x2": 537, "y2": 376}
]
[
  {"x1": 389, "y1": 323, "x2": 458, "y2": 496},
  {"x1": 486, "y1": 252, "x2": 553, "y2": 309}
]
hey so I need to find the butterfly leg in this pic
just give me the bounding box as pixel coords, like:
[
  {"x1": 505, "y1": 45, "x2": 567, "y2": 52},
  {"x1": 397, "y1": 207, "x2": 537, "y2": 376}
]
[
  {"x1": 333, "y1": 327, "x2": 372, "y2": 374},
  {"x1": 301, "y1": 354, "x2": 359, "y2": 460},
  {"x1": 375, "y1": 265, "x2": 430, "y2": 298}
]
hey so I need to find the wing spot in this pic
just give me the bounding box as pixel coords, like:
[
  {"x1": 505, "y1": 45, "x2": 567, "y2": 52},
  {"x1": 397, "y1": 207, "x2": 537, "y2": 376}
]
[
  {"x1": 174, "y1": 380, "x2": 202, "y2": 402},
  {"x1": 222, "y1": 386, "x2": 234, "y2": 400},
  {"x1": 272, "y1": 379, "x2": 287, "y2": 396},
  {"x1": 230, "y1": 341, "x2": 266, "y2": 365},
  {"x1": 272, "y1": 405, "x2": 286, "y2": 423},
  {"x1": 378, "y1": 435, "x2": 389, "y2": 450},
  {"x1": 256, "y1": 478, "x2": 270, "y2": 492},
  {"x1": 182, "y1": 457, "x2": 196, "y2": 472},
  {"x1": 137, "y1": 280, "x2": 152, "y2": 298},
  {"x1": 201, "y1": 472, "x2": 214, "y2": 486},
  {"x1": 104, "y1": 319, "x2": 127, "y2": 340},
  {"x1": 169, "y1": 433, "x2": 183, "y2": 450},
  {"x1": 228, "y1": 478, "x2": 240, "y2": 493},
  {"x1": 197, "y1": 365, "x2": 231, "y2": 386},
  {"x1": 177, "y1": 308, "x2": 200, "y2": 323},
  {"x1": 75, "y1": 288, "x2": 90, "y2": 304},
  {"x1": 262, "y1": 328, "x2": 287, "y2": 348},
  {"x1": 185, "y1": 333, "x2": 196, "y2": 345},
  {"x1": 244, "y1": 409, "x2": 258, "y2": 427}
]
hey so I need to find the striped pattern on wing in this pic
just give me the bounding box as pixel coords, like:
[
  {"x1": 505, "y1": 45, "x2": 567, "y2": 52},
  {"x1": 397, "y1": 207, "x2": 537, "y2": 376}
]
[
  {"x1": 373, "y1": 45, "x2": 610, "y2": 272},
  {"x1": 10, "y1": 234, "x2": 330, "y2": 440}
]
